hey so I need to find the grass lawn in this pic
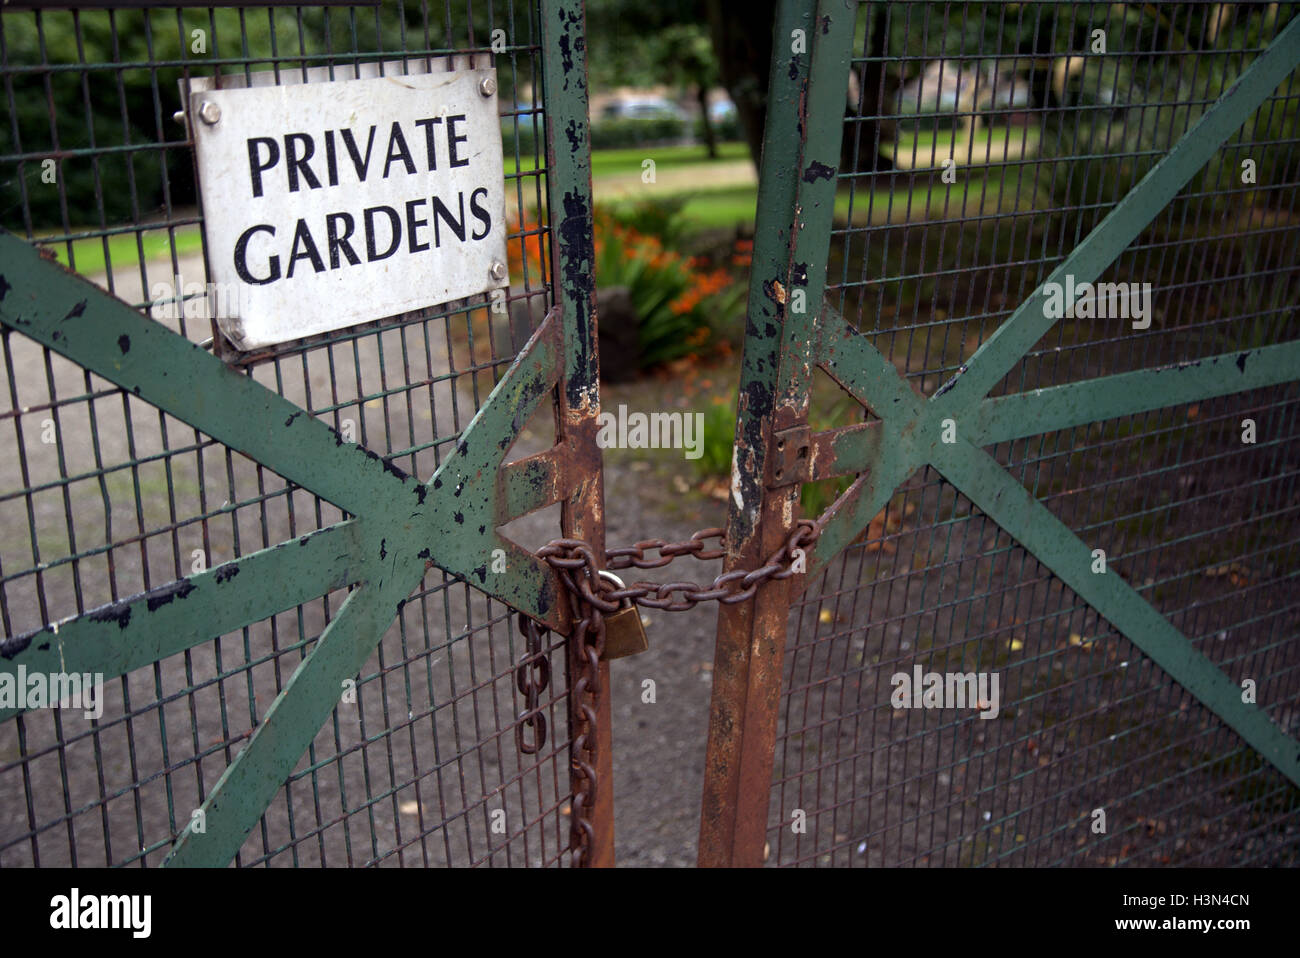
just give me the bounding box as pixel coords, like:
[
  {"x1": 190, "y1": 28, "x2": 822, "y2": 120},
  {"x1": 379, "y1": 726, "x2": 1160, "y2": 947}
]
[
  {"x1": 833, "y1": 168, "x2": 1051, "y2": 225},
  {"x1": 514, "y1": 140, "x2": 750, "y2": 176},
  {"x1": 588, "y1": 141, "x2": 757, "y2": 235},
  {"x1": 43, "y1": 225, "x2": 204, "y2": 277},
  {"x1": 589, "y1": 140, "x2": 750, "y2": 177},
  {"x1": 43, "y1": 136, "x2": 1049, "y2": 275},
  {"x1": 882, "y1": 124, "x2": 1042, "y2": 169},
  {"x1": 676, "y1": 185, "x2": 758, "y2": 232},
  {"x1": 646, "y1": 167, "x2": 1051, "y2": 236},
  {"x1": 48, "y1": 142, "x2": 756, "y2": 275}
]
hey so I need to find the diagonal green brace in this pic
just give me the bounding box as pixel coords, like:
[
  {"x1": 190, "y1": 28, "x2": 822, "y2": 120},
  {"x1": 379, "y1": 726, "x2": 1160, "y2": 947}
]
[
  {"x1": 810, "y1": 308, "x2": 1300, "y2": 579},
  {"x1": 0, "y1": 233, "x2": 581, "y2": 860},
  {"x1": 407, "y1": 312, "x2": 567, "y2": 628},
  {"x1": 818, "y1": 301, "x2": 925, "y2": 421},
  {"x1": 162, "y1": 559, "x2": 418, "y2": 867},
  {"x1": 0, "y1": 520, "x2": 363, "y2": 722},
  {"x1": 806, "y1": 302, "x2": 1300, "y2": 787},
  {"x1": 0, "y1": 231, "x2": 406, "y2": 517},
  {"x1": 971, "y1": 342, "x2": 1300, "y2": 445},
  {"x1": 806, "y1": 454, "x2": 916, "y2": 581},
  {"x1": 935, "y1": 438, "x2": 1300, "y2": 788},
  {"x1": 805, "y1": 303, "x2": 926, "y2": 578},
  {"x1": 0, "y1": 233, "x2": 573, "y2": 644}
]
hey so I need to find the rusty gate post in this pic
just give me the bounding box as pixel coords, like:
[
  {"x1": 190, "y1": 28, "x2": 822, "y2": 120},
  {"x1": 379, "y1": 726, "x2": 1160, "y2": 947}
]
[
  {"x1": 540, "y1": 0, "x2": 614, "y2": 866},
  {"x1": 699, "y1": 0, "x2": 855, "y2": 867}
]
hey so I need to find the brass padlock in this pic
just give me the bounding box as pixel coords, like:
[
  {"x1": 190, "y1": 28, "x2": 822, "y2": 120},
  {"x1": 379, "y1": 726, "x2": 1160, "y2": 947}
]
[{"x1": 597, "y1": 570, "x2": 649, "y2": 661}]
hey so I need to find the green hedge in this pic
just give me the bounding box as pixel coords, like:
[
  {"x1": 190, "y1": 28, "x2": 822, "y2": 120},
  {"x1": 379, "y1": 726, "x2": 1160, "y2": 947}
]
[
  {"x1": 590, "y1": 116, "x2": 686, "y2": 149},
  {"x1": 500, "y1": 120, "x2": 542, "y2": 161},
  {"x1": 694, "y1": 112, "x2": 742, "y2": 144},
  {"x1": 502, "y1": 115, "x2": 690, "y2": 158}
]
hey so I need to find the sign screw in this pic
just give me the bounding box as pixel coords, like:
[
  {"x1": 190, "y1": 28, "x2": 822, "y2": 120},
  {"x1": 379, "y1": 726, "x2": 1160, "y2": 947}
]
[
  {"x1": 489, "y1": 261, "x2": 508, "y2": 283},
  {"x1": 198, "y1": 101, "x2": 221, "y2": 125},
  {"x1": 479, "y1": 76, "x2": 498, "y2": 98}
]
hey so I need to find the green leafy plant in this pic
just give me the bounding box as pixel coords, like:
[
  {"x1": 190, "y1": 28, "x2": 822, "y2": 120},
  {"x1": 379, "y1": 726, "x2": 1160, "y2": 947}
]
[
  {"x1": 608, "y1": 194, "x2": 692, "y2": 245},
  {"x1": 694, "y1": 397, "x2": 737, "y2": 480},
  {"x1": 592, "y1": 207, "x2": 741, "y2": 369},
  {"x1": 512, "y1": 199, "x2": 747, "y2": 372},
  {"x1": 689, "y1": 396, "x2": 852, "y2": 519}
]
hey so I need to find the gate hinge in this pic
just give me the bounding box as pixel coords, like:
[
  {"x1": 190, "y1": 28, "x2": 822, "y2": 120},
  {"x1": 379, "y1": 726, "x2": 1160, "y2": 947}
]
[{"x1": 765, "y1": 425, "x2": 811, "y2": 488}]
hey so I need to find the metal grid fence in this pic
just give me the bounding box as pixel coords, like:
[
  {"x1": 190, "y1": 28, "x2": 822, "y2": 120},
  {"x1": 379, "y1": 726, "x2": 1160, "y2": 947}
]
[
  {"x1": 771, "y1": 0, "x2": 1300, "y2": 866},
  {"x1": 0, "y1": 0, "x2": 572, "y2": 867}
]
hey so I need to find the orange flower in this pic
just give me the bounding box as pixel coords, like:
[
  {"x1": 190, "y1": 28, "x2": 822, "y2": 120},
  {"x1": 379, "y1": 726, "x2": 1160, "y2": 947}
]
[{"x1": 508, "y1": 215, "x2": 546, "y2": 278}]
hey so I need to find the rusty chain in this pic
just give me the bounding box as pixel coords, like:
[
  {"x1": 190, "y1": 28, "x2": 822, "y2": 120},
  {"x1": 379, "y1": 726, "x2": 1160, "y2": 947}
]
[
  {"x1": 541, "y1": 542, "x2": 607, "y2": 867},
  {"x1": 513, "y1": 614, "x2": 550, "y2": 755},
  {"x1": 528, "y1": 518, "x2": 821, "y2": 866},
  {"x1": 540, "y1": 518, "x2": 821, "y2": 615}
]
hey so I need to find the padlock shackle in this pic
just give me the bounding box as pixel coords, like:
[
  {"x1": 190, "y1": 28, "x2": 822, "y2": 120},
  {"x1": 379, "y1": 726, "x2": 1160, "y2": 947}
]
[{"x1": 596, "y1": 569, "x2": 627, "y2": 591}]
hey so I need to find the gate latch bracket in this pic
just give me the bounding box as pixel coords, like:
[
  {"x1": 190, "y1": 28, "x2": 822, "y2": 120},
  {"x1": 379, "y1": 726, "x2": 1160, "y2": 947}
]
[{"x1": 766, "y1": 425, "x2": 811, "y2": 488}]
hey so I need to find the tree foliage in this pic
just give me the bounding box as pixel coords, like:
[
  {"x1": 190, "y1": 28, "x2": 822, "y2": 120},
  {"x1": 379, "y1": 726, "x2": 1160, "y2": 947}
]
[{"x1": 3, "y1": 4, "x2": 509, "y2": 229}]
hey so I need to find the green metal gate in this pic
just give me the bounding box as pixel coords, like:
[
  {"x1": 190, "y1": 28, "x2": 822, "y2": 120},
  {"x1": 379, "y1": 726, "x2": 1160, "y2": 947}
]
[
  {"x1": 3, "y1": 0, "x2": 1299, "y2": 870},
  {"x1": 701, "y1": 0, "x2": 1300, "y2": 866},
  {"x1": 0, "y1": 0, "x2": 613, "y2": 867}
]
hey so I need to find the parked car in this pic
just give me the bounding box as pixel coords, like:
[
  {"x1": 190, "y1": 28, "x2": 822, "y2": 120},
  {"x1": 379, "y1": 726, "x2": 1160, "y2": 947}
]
[
  {"x1": 708, "y1": 98, "x2": 737, "y2": 124},
  {"x1": 601, "y1": 97, "x2": 688, "y2": 122}
]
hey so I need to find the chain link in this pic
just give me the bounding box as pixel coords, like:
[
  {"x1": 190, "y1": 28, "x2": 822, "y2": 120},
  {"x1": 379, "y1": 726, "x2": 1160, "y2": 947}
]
[
  {"x1": 513, "y1": 614, "x2": 550, "y2": 755},
  {"x1": 541, "y1": 519, "x2": 821, "y2": 613},
  {"x1": 527, "y1": 518, "x2": 822, "y2": 866}
]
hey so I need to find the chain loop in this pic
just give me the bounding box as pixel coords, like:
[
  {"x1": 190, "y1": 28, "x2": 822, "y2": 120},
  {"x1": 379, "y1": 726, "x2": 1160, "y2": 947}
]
[
  {"x1": 529, "y1": 518, "x2": 822, "y2": 866},
  {"x1": 543, "y1": 519, "x2": 820, "y2": 616},
  {"x1": 513, "y1": 614, "x2": 550, "y2": 755}
]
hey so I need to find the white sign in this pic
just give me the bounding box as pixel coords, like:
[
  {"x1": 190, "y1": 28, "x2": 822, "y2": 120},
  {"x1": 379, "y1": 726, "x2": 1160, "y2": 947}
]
[{"x1": 188, "y1": 63, "x2": 507, "y2": 350}]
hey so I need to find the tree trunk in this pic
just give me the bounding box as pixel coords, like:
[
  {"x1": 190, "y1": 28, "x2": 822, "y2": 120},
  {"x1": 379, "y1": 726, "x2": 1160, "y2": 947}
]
[
  {"x1": 697, "y1": 84, "x2": 719, "y2": 159},
  {"x1": 706, "y1": 0, "x2": 893, "y2": 175},
  {"x1": 841, "y1": 1, "x2": 895, "y2": 176},
  {"x1": 704, "y1": 0, "x2": 774, "y2": 166}
]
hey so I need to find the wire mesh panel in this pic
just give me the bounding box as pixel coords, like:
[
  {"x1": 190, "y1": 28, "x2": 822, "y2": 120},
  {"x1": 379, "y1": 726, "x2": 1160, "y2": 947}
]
[
  {"x1": 716, "y1": 0, "x2": 1300, "y2": 866},
  {"x1": 0, "y1": 1, "x2": 583, "y2": 867}
]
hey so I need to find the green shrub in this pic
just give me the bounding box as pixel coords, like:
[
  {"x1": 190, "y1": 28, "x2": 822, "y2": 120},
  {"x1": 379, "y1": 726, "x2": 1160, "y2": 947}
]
[
  {"x1": 694, "y1": 398, "x2": 737, "y2": 480},
  {"x1": 608, "y1": 194, "x2": 692, "y2": 245},
  {"x1": 589, "y1": 116, "x2": 686, "y2": 150},
  {"x1": 694, "y1": 112, "x2": 742, "y2": 144},
  {"x1": 591, "y1": 207, "x2": 741, "y2": 369}
]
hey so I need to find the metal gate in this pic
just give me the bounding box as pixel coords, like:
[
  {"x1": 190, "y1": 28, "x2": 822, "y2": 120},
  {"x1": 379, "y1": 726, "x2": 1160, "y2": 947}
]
[
  {"x1": 3, "y1": 0, "x2": 1300, "y2": 871},
  {"x1": 701, "y1": 0, "x2": 1300, "y2": 866},
  {"x1": 0, "y1": 0, "x2": 612, "y2": 867}
]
